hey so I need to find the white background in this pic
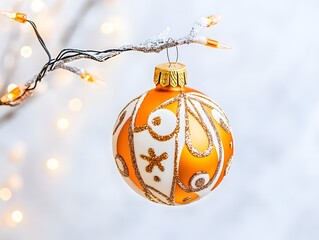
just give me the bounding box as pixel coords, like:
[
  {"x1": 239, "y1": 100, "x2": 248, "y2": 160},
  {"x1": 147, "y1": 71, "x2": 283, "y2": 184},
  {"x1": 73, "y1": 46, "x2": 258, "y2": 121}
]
[{"x1": 0, "y1": 0, "x2": 318, "y2": 239}]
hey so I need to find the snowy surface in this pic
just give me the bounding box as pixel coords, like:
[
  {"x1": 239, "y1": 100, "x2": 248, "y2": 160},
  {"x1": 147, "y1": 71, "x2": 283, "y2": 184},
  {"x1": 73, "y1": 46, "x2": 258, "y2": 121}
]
[{"x1": 0, "y1": 0, "x2": 319, "y2": 239}]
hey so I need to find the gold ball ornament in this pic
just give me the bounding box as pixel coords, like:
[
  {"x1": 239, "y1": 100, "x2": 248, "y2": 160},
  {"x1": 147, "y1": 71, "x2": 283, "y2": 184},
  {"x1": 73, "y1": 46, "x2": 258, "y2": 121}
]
[{"x1": 112, "y1": 63, "x2": 234, "y2": 205}]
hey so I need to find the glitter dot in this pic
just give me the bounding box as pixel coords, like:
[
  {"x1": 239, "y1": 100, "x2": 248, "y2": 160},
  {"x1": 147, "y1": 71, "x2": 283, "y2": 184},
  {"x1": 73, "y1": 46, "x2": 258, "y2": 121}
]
[
  {"x1": 182, "y1": 196, "x2": 192, "y2": 203},
  {"x1": 11, "y1": 210, "x2": 23, "y2": 223},
  {"x1": 31, "y1": 0, "x2": 45, "y2": 12},
  {"x1": 20, "y1": 46, "x2": 32, "y2": 58},
  {"x1": 68, "y1": 98, "x2": 83, "y2": 112},
  {"x1": 0, "y1": 188, "x2": 12, "y2": 201},
  {"x1": 47, "y1": 158, "x2": 59, "y2": 170},
  {"x1": 100, "y1": 22, "x2": 114, "y2": 35},
  {"x1": 57, "y1": 118, "x2": 69, "y2": 130},
  {"x1": 153, "y1": 176, "x2": 161, "y2": 182},
  {"x1": 195, "y1": 178, "x2": 205, "y2": 188}
]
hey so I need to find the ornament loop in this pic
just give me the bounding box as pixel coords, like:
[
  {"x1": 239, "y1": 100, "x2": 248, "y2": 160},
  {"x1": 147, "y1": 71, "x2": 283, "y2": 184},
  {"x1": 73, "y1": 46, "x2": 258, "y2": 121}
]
[{"x1": 166, "y1": 38, "x2": 179, "y2": 67}]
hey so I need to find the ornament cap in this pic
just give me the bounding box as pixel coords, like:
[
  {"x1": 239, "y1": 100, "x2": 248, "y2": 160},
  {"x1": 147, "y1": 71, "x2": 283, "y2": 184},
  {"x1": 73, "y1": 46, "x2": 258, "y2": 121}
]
[{"x1": 153, "y1": 62, "x2": 187, "y2": 88}]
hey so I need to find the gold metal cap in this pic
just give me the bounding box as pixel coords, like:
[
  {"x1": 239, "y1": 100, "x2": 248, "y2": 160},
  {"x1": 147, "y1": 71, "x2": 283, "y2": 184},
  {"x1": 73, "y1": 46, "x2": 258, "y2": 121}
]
[{"x1": 153, "y1": 63, "x2": 187, "y2": 87}]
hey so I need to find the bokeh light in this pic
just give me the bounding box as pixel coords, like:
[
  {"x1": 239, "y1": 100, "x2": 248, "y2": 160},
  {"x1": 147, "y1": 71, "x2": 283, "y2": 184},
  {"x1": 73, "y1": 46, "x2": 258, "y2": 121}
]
[
  {"x1": 11, "y1": 210, "x2": 23, "y2": 223},
  {"x1": 57, "y1": 118, "x2": 69, "y2": 130},
  {"x1": 69, "y1": 98, "x2": 83, "y2": 112},
  {"x1": 100, "y1": 22, "x2": 114, "y2": 35},
  {"x1": 0, "y1": 187, "x2": 12, "y2": 201},
  {"x1": 31, "y1": 0, "x2": 45, "y2": 13},
  {"x1": 20, "y1": 46, "x2": 32, "y2": 58},
  {"x1": 46, "y1": 158, "x2": 59, "y2": 170}
]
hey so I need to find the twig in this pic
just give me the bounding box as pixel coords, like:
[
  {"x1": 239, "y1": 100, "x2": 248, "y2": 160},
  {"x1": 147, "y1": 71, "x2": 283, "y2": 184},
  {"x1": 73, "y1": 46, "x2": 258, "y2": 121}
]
[{"x1": 0, "y1": 13, "x2": 229, "y2": 107}]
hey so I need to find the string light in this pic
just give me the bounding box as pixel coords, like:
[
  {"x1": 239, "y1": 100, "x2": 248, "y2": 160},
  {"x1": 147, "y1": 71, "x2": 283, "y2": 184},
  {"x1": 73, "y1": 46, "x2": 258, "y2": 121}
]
[
  {"x1": 46, "y1": 158, "x2": 59, "y2": 170},
  {"x1": 11, "y1": 210, "x2": 23, "y2": 223},
  {"x1": 69, "y1": 98, "x2": 83, "y2": 112},
  {"x1": 20, "y1": 46, "x2": 33, "y2": 58},
  {"x1": 57, "y1": 117, "x2": 69, "y2": 130},
  {"x1": 100, "y1": 22, "x2": 114, "y2": 35},
  {"x1": 0, "y1": 187, "x2": 12, "y2": 201},
  {"x1": 0, "y1": 14, "x2": 230, "y2": 107}
]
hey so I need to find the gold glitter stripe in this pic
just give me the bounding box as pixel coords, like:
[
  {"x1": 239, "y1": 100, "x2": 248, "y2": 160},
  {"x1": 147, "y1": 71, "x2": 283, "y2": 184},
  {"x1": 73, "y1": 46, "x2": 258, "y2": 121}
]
[
  {"x1": 189, "y1": 171, "x2": 210, "y2": 192},
  {"x1": 153, "y1": 95, "x2": 181, "y2": 112},
  {"x1": 184, "y1": 97, "x2": 214, "y2": 158},
  {"x1": 146, "y1": 95, "x2": 181, "y2": 142},
  {"x1": 200, "y1": 104, "x2": 224, "y2": 190},
  {"x1": 188, "y1": 93, "x2": 231, "y2": 127},
  {"x1": 113, "y1": 110, "x2": 126, "y2": 135},
  {"x1": 170, "y1": 97, "x2": 183, "y2": 202},
  {"x1": 189, "y1": 96, "x2": 233, "y2": 133},
  {"x1": 128, "y1": 94, "x2": 150, "y2": 199},
  {"x1": 115, "y1": 154, "x2": 129, "y2": 177},
  {"x1": 224, "y1": 156, "x2": 233, "y2": 176},
  {"x1": 145, "y1": 191, "x2": 169, "y2": 205},
  {"x1": 146, "y1": 185, "x2": 173, "y2": 205},
  {"x1": 175, "y1": 98, "x2": 224, "y2": 193},
  {"x1": 219, "y1": 117, "x2": 231, "y2": 133},
  {"x1": 134, "y1": 125, "x2": 148, "y2": 133}
]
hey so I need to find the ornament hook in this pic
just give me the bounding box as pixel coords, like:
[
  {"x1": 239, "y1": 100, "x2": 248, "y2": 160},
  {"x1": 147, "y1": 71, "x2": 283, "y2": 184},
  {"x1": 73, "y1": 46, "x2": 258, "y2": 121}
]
[{"x1": 166, "y1": 38, "x2": 179, "y2": 67}]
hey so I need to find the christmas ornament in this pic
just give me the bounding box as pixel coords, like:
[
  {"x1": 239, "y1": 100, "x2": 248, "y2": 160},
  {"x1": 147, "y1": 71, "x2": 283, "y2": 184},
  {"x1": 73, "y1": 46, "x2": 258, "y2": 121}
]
[{"x1": 112, "y1": 62, "x2": 234, "y2": 205}]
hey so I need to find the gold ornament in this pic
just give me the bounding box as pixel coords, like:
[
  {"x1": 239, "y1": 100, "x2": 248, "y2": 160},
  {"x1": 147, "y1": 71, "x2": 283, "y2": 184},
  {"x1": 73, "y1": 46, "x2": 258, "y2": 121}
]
[{"x1": 112, "y1": 63, "x2": 234, "y2": 205}]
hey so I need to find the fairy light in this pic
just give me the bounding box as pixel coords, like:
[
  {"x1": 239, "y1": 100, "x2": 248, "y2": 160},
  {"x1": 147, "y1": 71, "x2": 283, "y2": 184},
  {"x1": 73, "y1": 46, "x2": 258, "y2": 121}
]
[
  {"x1": 194, "y1": 36, "x2": 231, "y2": 49},
  {"x1": 31, "y1": 0, "x2": 45, "y2": 13},
  {"x1": 100, "y1": 22, "x2": 114, "y2": 35},
  {"x1": 81, "y1": 72, "x2": 95, "y2": 83},
  {"x1": 0, "y1": 187, "x2": 12, "y2": 201},
  {"x1": 20, "y1": 46, "x2": 33, "y2": 58},
  {"x1": 206, "y1": 38, "x2": 231, "y2": 49},
  {"x1": 57, "y1": 117, "x2": 69, "y2": 130},
  {"x1": 11, "y1": 210, "x2": 23, "y2": 223},
  {"x1": 69, "y1": 98, "x2": 83, "y2": 112},
  {"x1": 46, "y1": 158, "x2": 59, "y2": 170},
  {"x1": 1, "y1": 85, "x2": 23, "y2": 103},
  {"x1": 205, "y1": 15, "x2": 222, "y2": 27},
  {"x1": 0, "y1": 11, "x2": 27, "y2": 23},
  {"x1": 7, "y1": 84, "x2": 18, "y2": 93}
]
